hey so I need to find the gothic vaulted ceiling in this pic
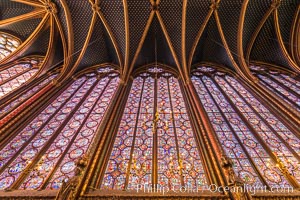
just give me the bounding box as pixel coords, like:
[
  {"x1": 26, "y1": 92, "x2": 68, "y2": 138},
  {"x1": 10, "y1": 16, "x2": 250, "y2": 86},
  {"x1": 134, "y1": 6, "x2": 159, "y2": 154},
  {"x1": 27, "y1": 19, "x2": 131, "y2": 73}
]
[{"x1": 0, "y1": 0, "x2": 299, "y2": 83}]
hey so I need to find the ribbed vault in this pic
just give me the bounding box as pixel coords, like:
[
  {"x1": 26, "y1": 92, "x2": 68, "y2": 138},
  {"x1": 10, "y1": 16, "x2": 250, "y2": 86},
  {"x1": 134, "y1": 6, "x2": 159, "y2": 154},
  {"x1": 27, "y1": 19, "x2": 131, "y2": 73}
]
[{"x1": 0, "y1": 0, "x2": 299, "y2": 82}]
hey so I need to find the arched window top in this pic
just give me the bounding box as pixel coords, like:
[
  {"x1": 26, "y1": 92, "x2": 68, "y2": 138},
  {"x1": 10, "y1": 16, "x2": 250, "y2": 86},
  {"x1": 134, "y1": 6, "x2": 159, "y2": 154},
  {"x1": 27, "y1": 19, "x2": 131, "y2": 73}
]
[
  {"x1": 74, "y1": 66, "x2": 119, "y2": 79},
  {"x1": 192, "y1": 66, "x2": 227, "y2": 76},
  {"x1": 132, "y1": 66, "x2": 179, "y2": 79},
  {"x1": 249, "y1": 65, "x2": 296, "y2": 75},
  {"x1": 192, "y1": 65, "x2": 300, "y2": 188},
  {"x1": 0, "y1": 56, "x2": 44, "y2": 99},
  {"x1": 249, "y1": 65, "x2": 300, "y2": 112},
  {"x1": 102, "y1": 67, "x2": 208, "y2": 190},
  {"x1": 0, "y1": 32, "x2": 21, "y2": 61},
  {"x1": 0, "y1": 67, "x2": 120, "y2": 190}
]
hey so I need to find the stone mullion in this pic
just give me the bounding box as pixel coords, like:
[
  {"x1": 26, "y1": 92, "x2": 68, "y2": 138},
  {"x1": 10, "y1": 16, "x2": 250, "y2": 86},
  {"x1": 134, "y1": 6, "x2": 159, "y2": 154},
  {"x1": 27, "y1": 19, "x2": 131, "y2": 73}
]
[
  {"x1": 80, "y1": 80, "x2": 131, "y2": 193},
  {"x1": 263, "y1": 72, "x2": 300, "y2": 99},
  {"x1": 0, "y1": 79, "x2": 86, "y2": 176},
  {"x1": 201, "y1": 76, "x2": 270, "y2": 189},
  {"x1": 0, "y1": 68, "x2": 43, "y2": 107},
  {"x1": 0, "y1": 74, "x2": 47, "y2": 119},
  {"x1": 166, "y1": 77, "x2": 184, "y2": 187},
  {"x1": 238, "y1": 72, "x2": 300, "y2": 130},
  {"x1": 0, "y1": 60, "x2": 37, "y2": 73},
  {"x1": 223, "y1": 77, "x2": 300, "y2": 159},
  {"x1": 152, "y1": 76, "x2": 158, "y2": 187},
  {"x1": 277, "y1": 73, "x2": 300, "y2": 88},
  {"x1": 257, "y1": 75, "x2": 299, "y2": 110},
  {"x1": 39, "y1": 77, "x2": 112, "y2": 190},
  {"x1": 0, "y1": 68, "x2": 33, "y2": 87},
  {"x1": 9, "y1": 78, "x2": 99, "y2": 190},
  {"x1": 0, "y1": 74, "x2": 44, "y2": 110},
  {"x1": 124, "y1": 78, "x2": 146, "y2": 189},
  {"x1": 0, "y1": 78, "x2": 74, "y2": 147},
  {"x1": 182, "y1": 79, "x2": 226, "y2": 187},
  {"x1": 211, "y1": 76, "x2": 299, "y2": 189},
  {"x1": 237, "y1": 76, "x2": 300, "y2": 136}
]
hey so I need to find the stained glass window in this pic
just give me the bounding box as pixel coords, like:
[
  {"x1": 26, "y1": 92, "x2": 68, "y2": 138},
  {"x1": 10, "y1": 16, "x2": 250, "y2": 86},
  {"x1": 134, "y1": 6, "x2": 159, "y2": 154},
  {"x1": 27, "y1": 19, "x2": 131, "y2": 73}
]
[
  {"x1": 0, "y1": 67, "x2": 119, "y2": 190},
  {"x1": 0, "y1": 73, "x2": 57, "y2": 118},
  {"x1": 250, "y1": 65, "x2": 300, "y2": 112},
  {"x1": 102, "y1": 67, "x2": 207, "y2": 190},
  {"x1": 192, "y1": 66, "x2": 300, "y2": 188},
  {"x1": 0, "y1": 33, "x2": 21, "y2": 61},
  {"x1": 0, "y1": 58, "x2": 43, "y2": 99}
]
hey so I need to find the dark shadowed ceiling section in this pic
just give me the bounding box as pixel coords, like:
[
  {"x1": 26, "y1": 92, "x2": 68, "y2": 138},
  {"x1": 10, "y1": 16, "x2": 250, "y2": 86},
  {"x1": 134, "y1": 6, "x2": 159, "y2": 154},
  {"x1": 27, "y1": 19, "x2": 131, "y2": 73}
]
[
  {"x1": 250, "y1": 16, "x2": 291, "y2": 68},
  {"x1": 77, "y1": 17, "x2": 116, "y2": 71},
  {"x1": 0, "y1": 0, "x2": 299, "y2": 78},
  {"x1": 243, "y1": 0, "x2": 272, "y2": 54},
  {"x1": 193, "y1": 17, "x2": 234, "y2": 70},
  {"x1": 0, "y1": 1, "x2": 34, "y2": 21},
  {"x1": 127, "y1": 0, "x2": 152, "y2": 65},
  {"x1": 134, "y1": 16, "x2": 176, "y2": 69}
]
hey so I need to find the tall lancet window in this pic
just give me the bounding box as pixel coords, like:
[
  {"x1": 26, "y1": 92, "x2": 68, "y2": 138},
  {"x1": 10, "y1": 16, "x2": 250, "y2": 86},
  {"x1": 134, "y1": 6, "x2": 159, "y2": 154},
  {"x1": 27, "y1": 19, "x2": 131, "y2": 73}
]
[
  {"x1": 0, "y1": 72, "x2": 57, "y2": 119},
  {"x1": 0, "y1": 57, "x2": 43, "y2": 99},
  {"x1": 192, "y1": 66, "x2": 300, "y2": 188},
  {"x1": 0, "y1": 67, "x2": 119, "y2": 190},
  {"x1": 0, "y1": 33, "x2": 21, "y2": 61},
  {"x1": 250, "y1": 65, "x2": 300, "y2": 112},
  {"x1": 102, "y1": 67, "x2": 208, "y2": 190}
]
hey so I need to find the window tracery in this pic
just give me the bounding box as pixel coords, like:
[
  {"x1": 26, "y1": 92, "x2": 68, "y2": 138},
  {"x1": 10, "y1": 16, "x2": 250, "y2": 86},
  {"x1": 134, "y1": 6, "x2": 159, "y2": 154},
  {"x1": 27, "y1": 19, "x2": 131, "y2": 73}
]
[
  {"x1": 250, "y1": 65, "x2": 300, "y2": 112},
  {"x1": 0, "y1": 73, "x2": 57, "y2": 118},
  {"x1": 192, "y1": 66, "x2": 300, "y2": 188},
  {"x1": 102, "y1": 67, "x2": 208, "y2": 190},
  {"x1": 0, "y1": 67, "x2": 119, "y2": 190},
  {"x1": 0, "y1": 58, "x2": 43, "y2": 99},
  {"x1": 0, "y1": 33, "x2": 21, "y2": 61}
]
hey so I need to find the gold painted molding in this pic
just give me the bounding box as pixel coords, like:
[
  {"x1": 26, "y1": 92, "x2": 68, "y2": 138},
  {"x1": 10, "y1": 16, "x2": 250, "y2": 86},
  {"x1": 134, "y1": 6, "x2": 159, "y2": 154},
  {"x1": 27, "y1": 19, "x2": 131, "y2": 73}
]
[
  {"x1": 123, "y1": 0, "x2": 130, "y2": 79},
  {"x1": 245, "y1": 4, "x2": 275, "y2": 64},
  {"x1": 181, "y1": 0, "x2": 188, "y2": 81},
  {"x1": 96, "y1": 10, "x2": 124, "y2": 71},
  {"x1": 0, "y1": 9, "x2": 46, "y2": 27},
  {"x1": 156, "y1": 11, "x2": 185, "y2": 84},
  {"x1": 124, "y1": 10, "x2": 155, "y2": 83},
  {"x1": 27, "y1": 15, "x2": 56, "y2": 83},
  {"x1": 56, "y1": 0, "x2": 74, "y2": 81},
  {"x1": 214, "y1": 10, "x2": 256, "y2": 82},
  {"x1": 237, "y1": 0, "x2": 256, "y2": 82},
  {"x1": 0, "y1": 13, "x2": 50, "y2": 65},
  {"x1": 60, "y1": 11, "x2": 97, "y2": 83},
  {"x1": 187, "y1": 8, "x2": 214, "y2": 76},
  {"x1": 290, "y1": 5, "x2": 300, "y2": 65},
  {"x1": 273, "y1": 9, "x2": 300, "y2": 73}
]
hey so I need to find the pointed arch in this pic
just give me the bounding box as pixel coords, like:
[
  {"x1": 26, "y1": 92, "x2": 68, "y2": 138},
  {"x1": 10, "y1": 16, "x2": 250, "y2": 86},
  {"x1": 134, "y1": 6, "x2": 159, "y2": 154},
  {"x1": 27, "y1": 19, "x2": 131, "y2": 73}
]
[
  {"x1": 0, "y1": 32, "x2": 21, "y2": 61},
  {"x1": 101, "y1": 66, "x2": 208, "y2": 190},
  {"x1": 191, "y1": 65, "x2": 300, "y2": 188},
  {"x1": 0, "y1": 66, "x2": 120, "y2": 190}
]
